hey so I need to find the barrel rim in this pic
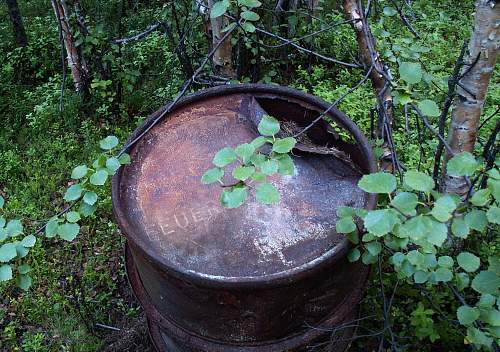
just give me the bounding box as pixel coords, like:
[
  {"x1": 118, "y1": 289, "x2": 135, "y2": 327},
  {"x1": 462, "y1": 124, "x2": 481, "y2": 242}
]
[{"x1": 112, "y1": 83, "x2": 378, "y2": 289}]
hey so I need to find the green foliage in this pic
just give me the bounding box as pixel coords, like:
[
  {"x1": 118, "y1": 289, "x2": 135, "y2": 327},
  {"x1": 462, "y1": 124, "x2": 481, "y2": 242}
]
[
  {"x1": 0, "y1": 136, "x2": 128, "y2": 290},
  {"x1": 202, "y1": 115, "x2": 295, "y2": 208},
  {"x1": 339, "y1": 153, "x2": 500, "y2": 349}
]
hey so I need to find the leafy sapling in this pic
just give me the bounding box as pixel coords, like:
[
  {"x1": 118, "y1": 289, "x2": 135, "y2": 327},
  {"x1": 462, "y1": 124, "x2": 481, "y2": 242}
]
[
  {"x1": 335, "y1": 152, "x2": 500, "y2": 349},
  {"x1": 202, "y1": 115, "x2": 297, "y2": 208},
  {"x1": 0, "y1": 136, "x2": 130, "y2": 291}
]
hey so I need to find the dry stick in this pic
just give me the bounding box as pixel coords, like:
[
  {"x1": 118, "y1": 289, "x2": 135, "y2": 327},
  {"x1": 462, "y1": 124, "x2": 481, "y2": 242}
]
[
  {"x1": 478, "y1": 105, "x2": 500, "y2": 131},
  {"x1": 410, "y1": 104, "x2": 454, "y2": 156},
  {"x1": 432, "y1": 40, "x2": 468, "y2": 182},
  {"x1": 388, "y1": 0, "x2": 419, "y2": 38},
  {"x1": 112, "y1": 22, "x2": 166, "y2": 45},
  {"x1": 118, "y1": 24, "x2": 238, "y2": 157},
  {"x1": 259, "y1": 18, "x2": 360, "y2": 49},
  {"x1": 254, "y1": 26, "x2": 362, "y2": 68},
  {"x1": 293, "y1": 65, "x2": 374, "y2": 138}
]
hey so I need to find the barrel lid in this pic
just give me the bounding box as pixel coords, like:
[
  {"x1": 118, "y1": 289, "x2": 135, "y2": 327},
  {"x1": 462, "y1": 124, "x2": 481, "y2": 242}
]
[{"x1": 113, "y1": 86, "x2": 374, "y2": 281}]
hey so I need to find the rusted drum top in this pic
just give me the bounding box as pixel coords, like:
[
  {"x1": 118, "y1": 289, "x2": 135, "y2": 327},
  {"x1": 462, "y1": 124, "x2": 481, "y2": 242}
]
[{"x1": 112, "y1": 84, "x2": 377, "y2": 350}]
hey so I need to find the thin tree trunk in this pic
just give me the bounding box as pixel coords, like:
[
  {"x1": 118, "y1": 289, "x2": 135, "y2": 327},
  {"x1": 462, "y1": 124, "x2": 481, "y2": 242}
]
[
  {"x1": 6, "y1": 0, "x2": 28, "y2": 46},
  {"x1": 52, "y1": 0, "x2": 90, "y2": 95},
  {"x1": 343, "y1": 0, "x2": 395, "y2": 171},
  {"x1": 443, "y1": 0, "x2": 499, "y2": 196},
  {"x1": 208, "y1": 0, "x2": 235, "y2": 78}
]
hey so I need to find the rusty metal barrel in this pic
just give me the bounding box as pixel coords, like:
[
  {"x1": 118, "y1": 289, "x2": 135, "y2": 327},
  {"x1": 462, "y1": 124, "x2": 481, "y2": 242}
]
[{"x1": 112, "y1": 84, "x2": 377, "y2": 351}]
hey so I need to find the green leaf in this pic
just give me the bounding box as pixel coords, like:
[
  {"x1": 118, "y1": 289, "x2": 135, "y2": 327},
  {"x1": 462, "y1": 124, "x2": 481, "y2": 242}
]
[
  {"x1": 21, "y1": 235, "x2": 36, "y2": 248},
  {"x1": 251, "y1": 172, "x2": 266, "y2": 182},
  {"x1": 118, "y1": 153, "x2": 131, "y2": 165},
  {"x1": 434, "y1": 267, "x2": 453, "y2": 282},
  {"x1": 0, "y1": 243, "x2": 17, "y2": 262},
  {"x1": 426, "y1": 219, "x2": 448, "y2": 246},
  {"x1": 90, "y1": 170, "x2": 108, "y2": 186},
  {"x1": 93, "y1": 155, "x2": 106, "y2": 169},
  {"x1": 241, "y1": 10, "x2": 260, "y2": 21},
  {"x1": 438, "y1": 256, "x2": 454, "y2": 268},
  {"x1": 0, "y1": 228, "x2": 6, "y2": 242},
  {"x1": 457, "y1": 252, "x2": 480, "y2": 274},
  {"x1": 431, "y1": 195, "x2": 457, "y2": 222},
  {"x1": 258, "y1": 115, "x2": 280, "y2": 136},
  {"x1": 447, "y1": 152, "x2": 478, "y2": 177},
  {"x1": 391, "y1": 192, "x2": 418, "y2": 216},
  {"x1": 71, "y1": 165, "x2": 88, "y2": 179},
  {"x1": 404, "y1": 170, "x2": 434, "y2": 193},
  {"x1": 18, "y1": 264, "x2": 31, "y2": 275},
  {"x1": 6, "y1": 219, "x2": 23, "y2": 236},
  {"x1": 478, "y1": 294, "x2": 496, "y2": 308},
  {"x1": 336, "y1": 217, "x2": 356, "y2": 233},
  {"x1": 364, "y1": 209, "x2": 400, "y2": 237},
  {"x1": 241, "y1": 22, "x2": 256, "y2": 33},
  {"x1": 235, "y1": 143, "x2": 255, "y2": 163},
  {"x1": 99, "y1": 136, "x2": 119, "y2": 150},
  {"x1": 0, "y1": 217, "x2": 5, "y2": 228},
  {"x1": 15, "y1": 241, "x2": 28, "y2": 258},
  {"x1": 261, "y1": 159, "x2": 279, "y2": 175},
  {"x1": 407, "y1": 250, "x2": 425, "y2": 266},
  {"x1": 383, "y1": 6, "x2": 397, "y2": 16},
  {"x1": 255, "y1": 183, "x2": 280, "y2": 204},
  {"x1": 66, "y1": 211, "x2": 81, "y2": 223},
  {"x1": 238, "y1": 0, "x2": 262, "y2": 8},
  {"x1": 414, "y1": 271, "x2": 430, "y2": 283},
  {"x1": 365, "y1": 241, "x2": 382, "y2": 256},
  {"x1": 79, "y1": 202, "x2": 96, "y2": 217},
  {"x1": 0, "y1": 264, "x2": 12, "y2": 281},
  {"x1": 83, "y1": 191, "x2": 98, "y2": 206},
  {"x1": 213, "y1": 147, "x2": 237, "y2": 167},
  {"x1": 0, "y1": 196, "x2": 4, "y2": 209},
  {"x1": 347, "y1": 248, "x2": 361, "y2": 262},
  {"x1": 202, "y1": 167, "x2": 224, "y2": 184},
  {"x1": 272, "y1": 137, "x2": 296, "y2": 154},
  {"x1": 487, "y1": 206, "x2": 500, "y2": 224},
  {"x1": 358, "y1": 172, "x2": 397, "y2": 194},
  {"x1": 58, "y1": 223, "x2": 80, "y2": 241},
  {"x1": 456, "y1": 272, "x2": 470, "y2": 290},
  {"x1": 106, "y1": 157, "x2": 122, "y2": 173},
  {"x1": 250, "y1": 153, "x2": 266, "y2": 167},
  {"x1": 417, "y1": 99, "x2": 440, "y2": 117},
  {"x1": 457, "y1": 306, "x2": 480, "y2": 325},
  {"x1": 485, "y1": 309, "x2": 500, "y2": 326},
  {"x1": 210, "y1": 0, "x2": 229, "y2": 18},
  {"x1": 251, "y1": 136, "x2": 267, "y2": 149},
  {"x1": 337, "y1": 206, "x2": 357, "y2": 218},
  {"x1": 466, "y1": 327, "x2": 493, "y2": 347},
  {"x1": 45, "y1": 219, "x2": 59, "y2": 238},
  {"x1": 470, "y1": 189, "x2": 491, "y2": 206},
  {"x1": 276, "y1": 154, "x2": 296, "y2": 176},
  {"x1": 346, "y1": 231, "x2": 359, "y2": 245},
  {"x1": 16, "y1": 274, "x2": 32, "y2": 291},
  {"x1": 362, "y1": 251, "x2": 378, "y2": 265},
  {"x1": 220, "y1": 186, "x2": 247, "y2": 208},
  {"x1": 471, "y1": 271, "x2": 499, "y2": 294},
  {"x1": 451, "y1": 217, "x2": 470, "y2": 238},
  {"x1": 465, "y1": 209, "x2": 488, "y2": 232},
  {"x1": 64, "y1": 184, "x2": 83, "y2": 201},
  {"x1": 232, "y1": 166, "x2": 255, "y2": 181},
  {"x1": 399, "y1": 62, "x2": 422, "y2": 84}
]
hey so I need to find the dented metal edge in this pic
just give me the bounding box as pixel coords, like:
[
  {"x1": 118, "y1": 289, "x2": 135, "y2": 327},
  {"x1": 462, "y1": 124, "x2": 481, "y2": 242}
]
[{"x1": 112, "y1": 84, "x2": 378, "y2": 290}]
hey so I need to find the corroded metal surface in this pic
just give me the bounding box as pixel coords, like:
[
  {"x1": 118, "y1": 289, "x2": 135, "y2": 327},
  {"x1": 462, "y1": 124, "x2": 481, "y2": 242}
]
[
  {"x1": 127, "y1": 245, "x2": 359, "y2": 352},
  {"x1": 113, "y1": 84, "x2": 377, "y2": 351}
]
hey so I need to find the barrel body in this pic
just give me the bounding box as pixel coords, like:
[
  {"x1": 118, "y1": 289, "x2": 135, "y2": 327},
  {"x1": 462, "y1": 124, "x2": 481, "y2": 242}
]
[{"x1": 112, "y1": 84, "x2": 377, "y2": 351}]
